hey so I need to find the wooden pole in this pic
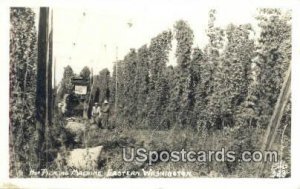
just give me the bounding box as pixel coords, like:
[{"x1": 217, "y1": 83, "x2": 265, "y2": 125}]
[
  {"x1": 54, "y1": 58, "x2": 56, "y2": 88},
  {"x1": 35, "y1": 7, "x2": 50, "y2": 170},
  {"x1": 53, "y1": 57, "x2": 56, "y2": 113},
  {"x1": 35, "y1": 7, "x2": 53, "y2": 170},
  {"x1": 256, "y1": 64, "x2": 291, "y2": 177},
  {"x1": 46, "y1": 8, "x2": 53, "y2": 125},
  {"x1": 115, "y1": 46, "x2": 118, "y2": 115},
  {"x1": 84, "y1": 67, "x2": 93, "y2": 119}
]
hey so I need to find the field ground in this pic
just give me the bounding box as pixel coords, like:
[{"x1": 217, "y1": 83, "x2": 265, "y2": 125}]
[{"x1": 56, "y1": 117, "x2": 289, "y2": 178}]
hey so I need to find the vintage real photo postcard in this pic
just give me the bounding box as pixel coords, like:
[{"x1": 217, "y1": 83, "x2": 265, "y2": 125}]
[{"x1": 1, "y1": 0, "x2": 299, "y2": 187}]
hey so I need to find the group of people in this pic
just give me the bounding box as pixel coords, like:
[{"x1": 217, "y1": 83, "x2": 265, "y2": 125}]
[
  {"x1": 91, "y1": 100, "x2": 110, "y2": 129},
  {"x1": 57, "y1": 96, "x2": 110, "y2": 128}
]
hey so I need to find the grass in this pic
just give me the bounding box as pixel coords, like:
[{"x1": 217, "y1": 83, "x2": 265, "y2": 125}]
[
  {"x1": 45, "y1": 118, "x2": 290, "y2": 178},
  {"x1": 79, "y1": 124, "x2": 266, "y2": 177}
]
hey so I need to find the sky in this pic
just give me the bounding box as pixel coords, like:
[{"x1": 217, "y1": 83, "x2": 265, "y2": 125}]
[{"x1": 51, "y1": 2, "x2": 259, "y2": 83}]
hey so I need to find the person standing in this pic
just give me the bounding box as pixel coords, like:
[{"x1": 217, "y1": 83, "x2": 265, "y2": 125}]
[
  {"x1": 91, "y1": 102, "x2": 101, "y2": 126},
  {"x1": 101, "y1": 100, "x2": 110, "y2": 129},
  {"x1": 83, "y1": 101, "x2": 89, "y2": 119}
]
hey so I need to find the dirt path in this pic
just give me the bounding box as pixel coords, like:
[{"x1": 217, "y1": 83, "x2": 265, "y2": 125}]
[{"x1": 62, "y1": 119, "x2": 103, "y2": 170}]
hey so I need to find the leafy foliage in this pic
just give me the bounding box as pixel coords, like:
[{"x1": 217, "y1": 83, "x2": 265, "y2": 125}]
[
  {"x1": 57, "y1": 65, "x2": 74, "y2": 101},
  {"x1": 9, "y1": 7, "x2": 38, "y2": 177},
  {"x1": 254, "y1": 8, "x2": 291, "y2": 127},
  {"x1": 93, "y1": 68, "x2": 110, "y2": 104},
  {"x1": 80, "y1": 66, "x2": 91, "y2": 80}
]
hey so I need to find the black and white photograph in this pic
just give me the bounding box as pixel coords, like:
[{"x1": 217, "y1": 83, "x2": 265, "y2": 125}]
[{"x1": 1, "y1": 0, "x2": 299, "y2": 188}]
